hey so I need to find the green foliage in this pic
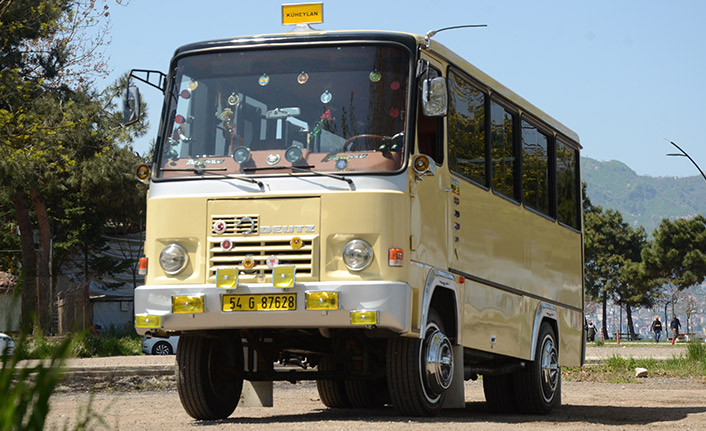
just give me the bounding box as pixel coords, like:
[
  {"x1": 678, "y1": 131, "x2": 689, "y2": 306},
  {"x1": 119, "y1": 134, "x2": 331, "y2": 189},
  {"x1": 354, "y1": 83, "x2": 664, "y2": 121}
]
[
  {"x1": 20, "y1": 328, "x2": 142, "y2": 359},
  {"x1": 564, "y1": 347, "x2": 706, "y2": 383},
  {"x1": 1, "y1": 331, "x2": 73, "y2": 431},
  {"x1": 643, "y1": 216, "x2": 706, "y2": 291},
  {"x1": 584, "y1": 207, "x2": 658, "y2": 306},
  {"x1": 1, "y1": 1, "x2": 148, "y2": 331},
  {"x1": 686, "y1": 341, "x2": 706, "y2": 365}
]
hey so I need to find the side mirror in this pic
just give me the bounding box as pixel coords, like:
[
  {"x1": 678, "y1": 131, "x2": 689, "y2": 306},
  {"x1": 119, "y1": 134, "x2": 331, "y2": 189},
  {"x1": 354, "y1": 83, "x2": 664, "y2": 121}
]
[
  {"x1": 421, "y1": 77, "x2": 448, "y2": 117},
  {"x1": 122, "y1": 86, "x2": 141, "y2": 125}
]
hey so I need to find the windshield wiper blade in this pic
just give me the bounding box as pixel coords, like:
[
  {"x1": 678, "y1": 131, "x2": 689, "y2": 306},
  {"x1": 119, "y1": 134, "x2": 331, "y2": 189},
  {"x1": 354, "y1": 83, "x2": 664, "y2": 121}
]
[
  {"x1": 161, "y1": 167, "x2": 265, "y2": 190},
  {"x1": 243, "y1": 165, "x2": 354, "y2": 190}
]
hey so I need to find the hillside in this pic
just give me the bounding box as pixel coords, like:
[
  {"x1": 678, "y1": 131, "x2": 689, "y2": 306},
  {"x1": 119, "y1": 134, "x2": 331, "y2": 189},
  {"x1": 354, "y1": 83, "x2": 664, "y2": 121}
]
[{"x1": 581, "y1": 157, "x2": 706, "y2": 233}]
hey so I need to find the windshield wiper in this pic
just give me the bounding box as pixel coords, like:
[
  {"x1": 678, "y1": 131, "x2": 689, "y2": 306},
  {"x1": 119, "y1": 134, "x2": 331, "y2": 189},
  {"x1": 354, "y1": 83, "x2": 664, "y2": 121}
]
[
  {"x1": 161, "y1": 167, "x2": 265, "y2": 190},
  {"x1": 243, "y1": 165, "x2": 354, "y2": 190}
]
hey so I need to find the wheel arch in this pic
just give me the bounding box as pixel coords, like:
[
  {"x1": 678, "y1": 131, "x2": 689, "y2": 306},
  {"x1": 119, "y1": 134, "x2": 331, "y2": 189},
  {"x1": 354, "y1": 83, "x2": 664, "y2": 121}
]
[
  {"x1": 420, "y1": 268, "x2": 460, "y2": 344},
  {"x1": 530, "y1": 302, "x2": 559, "y2": 360}
]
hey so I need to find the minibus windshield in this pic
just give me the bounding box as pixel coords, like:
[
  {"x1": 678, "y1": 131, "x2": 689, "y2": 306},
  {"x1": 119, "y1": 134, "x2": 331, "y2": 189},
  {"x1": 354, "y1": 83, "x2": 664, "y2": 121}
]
[{"x1": 157, "y1": 44, "x2": 409, "y2": 179}]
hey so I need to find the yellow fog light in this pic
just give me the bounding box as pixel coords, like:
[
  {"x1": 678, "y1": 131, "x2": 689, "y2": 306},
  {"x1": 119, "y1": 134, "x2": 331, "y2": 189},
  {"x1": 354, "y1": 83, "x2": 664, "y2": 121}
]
[
  {"x1": 135, "y1": 315, "x2": 161, "y2": 328},
  {"x1": 273, "y1": 265, "x2": 295, "y2": 288},
  {"x1": 350, "y1": 310, "x2": 379, "y2": 325},
  {"x1": 306, "y1": 291, "x2": 339, "y2": 310},
  {"x1": 172, "y1": 295, "x2": 204, "y2": 314},
  {"x1": 216, "y1": 267, "x2": 238, "y2": 289}
]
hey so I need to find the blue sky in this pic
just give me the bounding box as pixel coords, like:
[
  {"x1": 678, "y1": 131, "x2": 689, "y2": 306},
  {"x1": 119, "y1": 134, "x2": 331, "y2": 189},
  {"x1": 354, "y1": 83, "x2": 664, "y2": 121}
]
[{"x1": 99, "y1": 0, "x2": 706, "y2": 178}]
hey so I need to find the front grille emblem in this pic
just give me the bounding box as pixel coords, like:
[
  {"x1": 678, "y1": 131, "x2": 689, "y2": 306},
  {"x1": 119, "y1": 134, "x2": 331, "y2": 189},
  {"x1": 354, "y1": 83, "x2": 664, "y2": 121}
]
[{"x1": 236, "y1": 216, "x2": 256, "y2": 235}]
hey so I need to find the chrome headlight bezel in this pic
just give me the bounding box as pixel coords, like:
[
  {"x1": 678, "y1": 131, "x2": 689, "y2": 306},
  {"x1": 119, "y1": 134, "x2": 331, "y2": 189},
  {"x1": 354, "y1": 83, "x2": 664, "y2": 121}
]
[
  {"x1": 159, "y1": 243, "x2": 188, "y2": 275},
  {"x1": 342, "y1": 239, "x2": 374, "y2": 272}
]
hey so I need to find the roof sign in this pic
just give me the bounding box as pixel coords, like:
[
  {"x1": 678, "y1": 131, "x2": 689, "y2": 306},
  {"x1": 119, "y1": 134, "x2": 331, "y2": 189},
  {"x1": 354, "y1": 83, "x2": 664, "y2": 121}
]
[{"x1": 282, "y1": 3, "x2": 323, "y2": 26}]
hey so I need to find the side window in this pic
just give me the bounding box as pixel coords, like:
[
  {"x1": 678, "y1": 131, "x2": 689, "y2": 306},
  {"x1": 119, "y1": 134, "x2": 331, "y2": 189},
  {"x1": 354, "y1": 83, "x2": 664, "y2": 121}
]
[
  {"x1": 417, "y1": 67, "x2": 444, "y2": 164},
  {"x1": 448, "y1": 69, "x2": 486, "y2": 186},
  {"x1": 490, "y1": 101, "x2": 516, "y2": 199},
  {"x1": 556, "y1": 139, "x2": 579, "y2": 229},
  {"x1": 521, "y1": 120, "x2": 550, "y2": 215}
]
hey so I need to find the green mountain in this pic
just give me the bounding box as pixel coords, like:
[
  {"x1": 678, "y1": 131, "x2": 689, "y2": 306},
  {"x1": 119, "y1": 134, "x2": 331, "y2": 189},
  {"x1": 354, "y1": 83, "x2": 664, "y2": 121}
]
[{"x1": 581, "y1": 157, "x2": 706, "y2": 233}]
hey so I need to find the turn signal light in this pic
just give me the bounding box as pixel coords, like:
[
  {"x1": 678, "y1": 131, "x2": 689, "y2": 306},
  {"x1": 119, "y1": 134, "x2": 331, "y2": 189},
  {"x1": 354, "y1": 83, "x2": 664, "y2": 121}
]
[
  {"x1": 135, "y1": 315, "x2": 161, "y2": 328},
  {"x1": 306, "y1": 291, "x2": 339, "y2": 310},
  {"x1": 172, "y1": 295, "x2": 204, "y2": 314},
  {"x1": 135, "y1": 164, "x2": 151, "y2": 183},
  {"x1": 138, "y1": 257, "x2": 148, "y2": 275},
  {"x1": 350, "y1": 310, "x2": 379, "y2": 325},
  {"x1": 388, "y1": 248, "x2": 404, "y2": 267}
]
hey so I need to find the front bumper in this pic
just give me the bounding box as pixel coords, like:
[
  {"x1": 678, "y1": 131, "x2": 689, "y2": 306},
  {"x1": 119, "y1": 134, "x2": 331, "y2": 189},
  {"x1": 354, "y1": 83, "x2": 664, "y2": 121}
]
[{"x1": 134, "y1": 281, "x2": 412, "y2": 335}]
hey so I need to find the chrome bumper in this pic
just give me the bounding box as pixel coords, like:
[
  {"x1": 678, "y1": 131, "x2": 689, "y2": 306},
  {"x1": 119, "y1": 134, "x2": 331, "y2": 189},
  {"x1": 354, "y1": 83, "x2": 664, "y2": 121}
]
[{"x1": 134, "y1": 281, "x2": 412, "y2": 335}]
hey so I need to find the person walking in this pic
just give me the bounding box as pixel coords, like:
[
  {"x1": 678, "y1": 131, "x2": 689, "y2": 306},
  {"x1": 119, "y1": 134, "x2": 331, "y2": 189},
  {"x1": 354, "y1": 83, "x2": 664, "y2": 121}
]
[
  {"x1": 587, "y1": 320, "x2": 596, "y2": 342},
  {"x1": 670, "y1": 314, "x2": 682, "y2": 343},
  {"x1": 650, "y1": 316, "x2": 663, "y2": 343}
]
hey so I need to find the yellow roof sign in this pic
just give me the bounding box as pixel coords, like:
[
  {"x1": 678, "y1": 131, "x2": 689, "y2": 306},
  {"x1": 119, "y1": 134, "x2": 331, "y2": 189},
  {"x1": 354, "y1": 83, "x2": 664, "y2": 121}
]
[{"x1": 282, "y1": 3, "x2": 323, "y2": 26}]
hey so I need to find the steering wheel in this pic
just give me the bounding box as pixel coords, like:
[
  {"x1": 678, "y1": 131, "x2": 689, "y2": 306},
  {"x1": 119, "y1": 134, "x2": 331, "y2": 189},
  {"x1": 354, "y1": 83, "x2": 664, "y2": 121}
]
[{"x1": 342, "y1": 134, "x2": 386, "y2": 152}]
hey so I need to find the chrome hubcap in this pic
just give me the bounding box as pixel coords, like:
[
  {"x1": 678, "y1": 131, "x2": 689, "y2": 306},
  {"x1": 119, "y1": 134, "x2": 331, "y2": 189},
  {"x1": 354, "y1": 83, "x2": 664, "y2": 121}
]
[
  {"x1": 540, "y1": 336, "x2": 559, "y2": 401},
  {"x1": 424, "y1": 327, "x2": 454, "y2": 396}
]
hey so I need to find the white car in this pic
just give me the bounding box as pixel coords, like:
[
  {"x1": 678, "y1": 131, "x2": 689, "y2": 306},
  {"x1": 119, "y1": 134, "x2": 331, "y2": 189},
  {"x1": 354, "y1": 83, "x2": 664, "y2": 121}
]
[
  {"x1": 142, "y1": 335, "x2": 179, "y2": 355},
  {"x1": 0, "y1": 332, "x2": 15, "y2": 356}
]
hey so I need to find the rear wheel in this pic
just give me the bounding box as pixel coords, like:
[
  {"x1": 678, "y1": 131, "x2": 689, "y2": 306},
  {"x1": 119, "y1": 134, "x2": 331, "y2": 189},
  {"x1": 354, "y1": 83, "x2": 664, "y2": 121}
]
[
  {"x1": 345, "y1": 377, "x2": 388, "y2": 409},
  {"x1": 514, "y1": 322, "x2": 561, "y2": 414},
  {"x1": 176, "y1": 334, "x2": 244, "y2": 420},
  {"x1": 387, "y1": 309, "x2": 454, "y2": 416},
  {"x1": 482, "y1": 373, "x2": 518, "y2": 413},
  {"x1": 316, "y1": 355, "x2": 351, "y2": 408}
]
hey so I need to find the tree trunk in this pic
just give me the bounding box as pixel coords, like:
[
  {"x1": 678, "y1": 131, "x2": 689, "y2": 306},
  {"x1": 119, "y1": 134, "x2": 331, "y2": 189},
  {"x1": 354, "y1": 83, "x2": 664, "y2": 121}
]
[
  {"x1": 12, "y1": 191, "x2": 37, "y2": 332},
  {"x1": 30, "y1": 187, "x2": 53, "y2": 334},
  {"x1": 625, "y1": 305, "x2": 637, "y2": 340},
  {"x1": 602, "y1": 291, "x2": 608, "y2": 340}
]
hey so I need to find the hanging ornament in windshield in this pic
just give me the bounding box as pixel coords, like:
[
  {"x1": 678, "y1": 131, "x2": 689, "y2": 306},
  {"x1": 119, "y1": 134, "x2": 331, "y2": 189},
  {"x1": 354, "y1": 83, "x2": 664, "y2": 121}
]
[{"x1": 320, "y1": 90, "x2": 332, "y2": 104}]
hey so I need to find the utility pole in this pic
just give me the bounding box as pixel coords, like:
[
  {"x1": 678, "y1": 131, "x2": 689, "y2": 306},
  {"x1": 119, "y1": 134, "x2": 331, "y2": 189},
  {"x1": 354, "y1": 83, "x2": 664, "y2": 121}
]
[{"x1": 666, "y1": 140, "x2": 706, "y2": 182}]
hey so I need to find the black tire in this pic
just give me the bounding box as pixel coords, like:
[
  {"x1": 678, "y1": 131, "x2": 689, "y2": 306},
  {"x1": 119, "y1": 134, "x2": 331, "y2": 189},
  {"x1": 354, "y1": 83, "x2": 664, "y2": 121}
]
[
  {"x1": 387, "y1": 309, "x2": 454, "y2": 416},
  {"x1": 152, "y1": 341, "x2": 173, "y2": 356},
  {"x1": 176, "y1": 334, "x2": 244, "y2": 420},
  {"x1": 482, "y1": 373, "x2": 518, "y2": 413},
  {"x1": 316, "y1": 355, "x2": 351, "y2": 408},
  {"x1": 514, "y1": 322, "x2": 561, "y2": 414},
  {"x1": 344, "y1": 377, "x2": 388, "y2": 409}
]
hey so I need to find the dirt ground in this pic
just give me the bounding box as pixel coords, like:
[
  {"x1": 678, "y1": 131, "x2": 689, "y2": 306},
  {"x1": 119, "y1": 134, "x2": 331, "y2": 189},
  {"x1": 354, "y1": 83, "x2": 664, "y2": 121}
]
[{"x1": 45, "y1": 377, "x2": 706, "y2": 430}]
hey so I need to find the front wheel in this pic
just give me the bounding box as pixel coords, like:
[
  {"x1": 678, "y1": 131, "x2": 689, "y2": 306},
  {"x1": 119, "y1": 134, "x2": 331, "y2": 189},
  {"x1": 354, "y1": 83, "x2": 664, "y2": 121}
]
[
  {"x1": 514, "y1": 322, "x2": 561, "y2": 414},
  {"x1": 176, "y1": 334, "x2": 244, "y2": 420},
  {"x1": 387, "y1": 309, "x2": 454, "y2": 416},
  {"x1": 152, "y1": 341, "x2": 173, "y2": 355}
]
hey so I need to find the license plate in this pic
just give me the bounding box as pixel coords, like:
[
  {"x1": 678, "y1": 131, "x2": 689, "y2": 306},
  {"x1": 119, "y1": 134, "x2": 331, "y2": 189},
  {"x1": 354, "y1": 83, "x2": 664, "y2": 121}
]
[{"x1": 222, "y1": 294, "x2": 296, "y2": 312}]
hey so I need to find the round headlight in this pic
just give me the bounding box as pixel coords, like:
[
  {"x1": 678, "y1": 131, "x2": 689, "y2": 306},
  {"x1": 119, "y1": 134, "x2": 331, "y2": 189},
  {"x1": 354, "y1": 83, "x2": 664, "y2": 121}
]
[
  {"x1": 342, "y1": 239, "x2": 373, "y2": 272},
  {"x1": 159, "y1": 244, "x2": 187, "y2": 275}
]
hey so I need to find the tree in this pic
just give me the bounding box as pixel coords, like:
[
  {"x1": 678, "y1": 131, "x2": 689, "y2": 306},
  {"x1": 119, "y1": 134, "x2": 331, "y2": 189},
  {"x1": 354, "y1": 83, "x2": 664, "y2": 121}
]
[
  {"x1": 584, "y1": 206, "x2": 658, "y2": 340},
  {"x1": 0, "y1": 0, "x2": 146, "y2": 332},
  {"x1": 643, "y1": 216, "x2": 706, "y2": 292}
]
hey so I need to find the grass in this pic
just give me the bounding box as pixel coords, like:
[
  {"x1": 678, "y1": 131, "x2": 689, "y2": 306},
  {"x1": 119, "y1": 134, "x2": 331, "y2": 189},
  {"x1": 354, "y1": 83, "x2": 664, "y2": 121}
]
[
  {"x1": 564, "y1": 341, "x2": 706, "y2": 383},
  {"x1": 19, "y1": 325, "x2": 142, "y2": 360},
  {"x1": 1, "y1": 330, "x2": 110, "y2": 431}
]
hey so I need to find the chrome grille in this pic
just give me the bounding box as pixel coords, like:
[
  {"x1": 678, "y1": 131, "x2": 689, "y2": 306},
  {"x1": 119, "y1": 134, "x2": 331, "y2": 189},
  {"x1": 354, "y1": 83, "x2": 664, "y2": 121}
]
[
  {"x1": 208, "y1": 236, "x2": 315, "y2": 282},
  {"x1": 211, "y1": 215, "x2": 259, "y2": 235}
]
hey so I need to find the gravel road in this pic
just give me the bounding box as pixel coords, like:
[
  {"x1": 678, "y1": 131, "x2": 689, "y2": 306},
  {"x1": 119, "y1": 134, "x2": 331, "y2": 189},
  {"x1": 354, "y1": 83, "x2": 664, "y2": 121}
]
[
  {"x1": 46, "y1": 379, "x2": 706, "y2": 430},
  {"x1": 39, "y1": 344, "x2": 706, "y2": 430}
]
